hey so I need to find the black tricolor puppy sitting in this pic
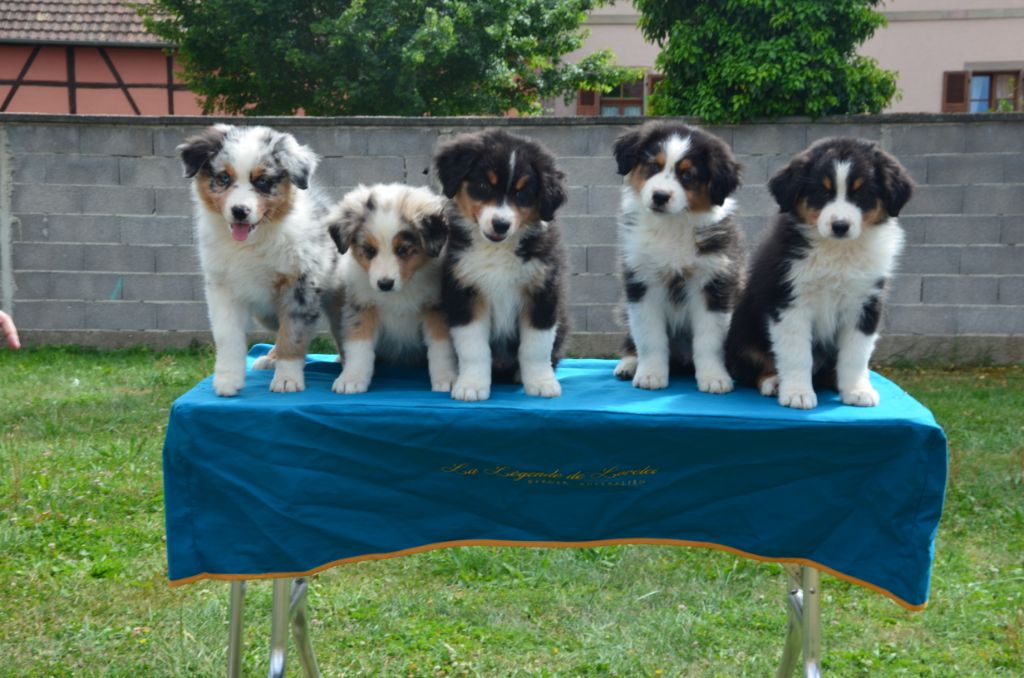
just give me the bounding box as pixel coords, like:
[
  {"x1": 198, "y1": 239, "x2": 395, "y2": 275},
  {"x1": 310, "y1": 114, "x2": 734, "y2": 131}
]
[
  {"x1": 725, "y1": 137, "x2": 914, "y2": 409},
  {"x1": 433, "y1": 129, "x2": 569, "y2": 402},
  {"x1": 611, "y1": 121, "x2": 744, "y2": 393}
]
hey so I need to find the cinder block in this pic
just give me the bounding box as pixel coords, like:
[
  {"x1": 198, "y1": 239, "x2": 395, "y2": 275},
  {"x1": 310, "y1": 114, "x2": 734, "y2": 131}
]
[
  {"x1": 904, "y1": 215, "x2": 1003, "y2": 245},
  {"x1": 964, "y1": 123, "x2": 1024, "y2": 153},
  {"x1": 319, "y1": 157, "x2": 405, "y2": 187},
  {"x1": 13, "y1": 242, "x2": 85, "y2": 271},
  {"x1": 997, "y1": 277, "x2": 1024, "y2": 304},
  {"x1": 82, "y1": 186, "x2": 155, "y2": 216},
  {"x1": 700, "y1": 125, "x2": 734, "y2": 147},
  {"x1": 15, "y1": 214, "x2": 122, "y2": 244},
  {"x1": 7, "y1": 125, "x2": 80, "y2": 153},
  {"x1": 123, "y1": 274, "x2": 198, "y2": 301},
  {"x1": 957, "y1": 305, "x2": 1024, "y2": 334},
  {"x1": 588, "y1": 185, "x2": 622, "y2": 215},
  {"x1": 11, "y1": 154, "x2": 48, "y2": 182},
  {"x1": 567, "y1": 304, "x2": 587, "y2": 335},
  {"x1": 926, "y1": 154, "x2": 1003, "y2": 185},
  {"x1": 121, "y1": 216, "x2": 193, "y2": 245},
  {"x1": 899, "y1": 245, "x2": 961, "y2": 274},
  {"x1": 960, "y1": 246, "x2": 1024, "y2": 275},
  {"x1": 568, "y1": 273, "x2": 621, "y2": 304},
  {"x1": 897, "y1": 216, "x2": 927, "y2": 244},
  {"x1": 366, "y1": 128, "x2": 439, "y2": 156},
  {"x1": 1003, "y1": 153, "x2": 1024, "y2": 183},
  {"x1": 80, "y1": 126, "x2": 153, "y2": 156},
  {"x1": 730, "y1": 125, "x2": 807, "y2": 155},
  {"x1": 46, "y1": 155, "x2": 120, "y2": 185},
  {"x1": 562, "y1": 186, "x2": 589, "y2": 216},
  {"x1": 922, "y1": 276, "x2": 999, "y2": 305},
  {"x1": 884, "y1": 304, "x2": 958, "y2": 334},
  {"x1": 403, "y1": 156, "x2": 433, "y2": 186},
  {"x1": 558, "y1": 157, "x2": 621, "y2": 186},
  {"x1": 586, "y1": 304, "x2": 621, "y2": 332},
  {"x1": 899, "y1": 156, "x2": 928, "y2": 186},
  {"x1": 156, "y1": 301, "x2": 210, "y2": 330},
  {"x1": 889, "y1": 124, "x2": 966, "y2": 155},
  {"x1": 963, "y1": 185, "x2": 1024, "y2": 215},
  {"x1": 82, "y1": 244, "x2": 156, "y2": 273},
  {"x1": 153, "y1": 126, "x2": 205, "y2": 157},
  {"x1": 735, "y1": 185, "x2": 777, "y2": 217},
  {"x1": 902, "y1": 184, "x2": 964, "y2": 216},
  {"x1": 584, "y1": 125, "x2": 635, "y2": 156},
  {"x1": 290, "y1": 127, "x2": 370, "y2": 157},
  {"x1": 11, "y1": 183, "x2": 83, "y2": 214},
  {"x1": 889, "y1": 275, "x2": 922, "y2": 304},
  {"x1": 504, "y1": 126, "x2": 590, "y2": 156},
  {"x1": 568, "y1": 246, "x2": 587, "y2": 275},
  {"x1": 805, "y1": 123, "x2": 882, "y2": 144},
  {"x1": 735, "y1": 154, "x2": 769, "y2": 185},
  {"x1": 86, "y1": 301, "x2": 157, "y2": 330},
  {"x1": 587, "y1": 245, "x2": 619, "y2": 274},
  {"x1": 120, "y1": 157, "x2": 185, "y2": 187},
  {"x1": 156, "y1": 246, "x2": 201, "y2": 274},
  {"x1": 155, "y1": 188, "x2": 194, "y2": 217},
  {"x1": 12, "y1": 271, "x2": 51, "y2": 299},
  {"x1": 11, "y1": 300, "x2": 85, "y2": 330},
  {"x1": 560, "y1": 216, "x2": 618, "y2": 246}
]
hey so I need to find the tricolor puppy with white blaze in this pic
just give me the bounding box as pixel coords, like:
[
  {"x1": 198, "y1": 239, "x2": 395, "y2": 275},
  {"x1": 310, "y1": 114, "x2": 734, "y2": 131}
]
[
  {"x1": 725, "y1": 137, "x2": 914, "y2": 409},
  {"x1": 178, "y1": 124, "x2": 344, "y2": 397},
  {"x1": 611, "y1": 122, "x2": 744, "y2": 393},
  {"x1": 433, "y1": 129, "x2": 569, "y2": 402},
  {"x1": 325, "y1": 183, "x2": 457, "y2": 394}
]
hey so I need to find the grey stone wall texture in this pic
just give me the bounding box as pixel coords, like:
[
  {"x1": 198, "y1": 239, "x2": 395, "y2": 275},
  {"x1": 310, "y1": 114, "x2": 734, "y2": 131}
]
[{"x1": 1, "y1": 113, "x2": 1022, "y2": 362}]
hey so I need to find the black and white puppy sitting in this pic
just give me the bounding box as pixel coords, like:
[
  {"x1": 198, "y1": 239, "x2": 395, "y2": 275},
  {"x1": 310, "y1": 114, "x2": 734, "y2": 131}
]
[
  {"x1": 725, "y1": 137, "x2": 914, "y2": 409},
  {"x1": 178, "y1": 125, "x2": 343, "y2": 396},
  {"x1": 611, "y1": 122, "x2": 744, "y2": 393},
  {"x1": 325, "y1": 183, "x2": 457, "y2": 394},
  {"x1": 433, "y1": 129, "x2": 569, "y2": 402}
]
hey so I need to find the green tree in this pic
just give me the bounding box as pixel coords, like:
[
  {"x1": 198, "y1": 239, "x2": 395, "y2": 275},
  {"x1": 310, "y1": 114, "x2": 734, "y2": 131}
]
[
  {"x1": 140, "y1": 0, "x2": 640, "y2": 116},
  {"x1": 634, "y1": 0, "x2": 898, "y2": 123}
]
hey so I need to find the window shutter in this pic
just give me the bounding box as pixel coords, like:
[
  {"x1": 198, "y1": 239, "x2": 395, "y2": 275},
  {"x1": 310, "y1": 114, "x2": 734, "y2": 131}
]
[
  {"x1": 577, "y1": 90, "x2": 599, "y2": 116},
  {"x1": 941, "y1": 71, "x2": 969, "y2": 113}
]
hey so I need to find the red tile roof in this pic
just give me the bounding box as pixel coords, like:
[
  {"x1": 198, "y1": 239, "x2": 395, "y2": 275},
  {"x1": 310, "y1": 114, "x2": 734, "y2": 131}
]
[{"x1": 0, "y1": 0, "x2": 167, "y2": 45}]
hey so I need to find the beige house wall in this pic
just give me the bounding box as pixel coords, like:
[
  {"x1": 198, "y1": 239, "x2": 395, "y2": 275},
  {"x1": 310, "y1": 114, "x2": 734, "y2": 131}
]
[{"x1": 551, "y1": 0, "x2": 1024, "y2": 116}]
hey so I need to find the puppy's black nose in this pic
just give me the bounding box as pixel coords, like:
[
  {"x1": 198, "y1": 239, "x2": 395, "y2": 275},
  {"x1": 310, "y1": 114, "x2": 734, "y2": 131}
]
[
  {"x1": 651, "y1": 191, "x2": 671, "y2": 207},
  {"x1": 231, "y1": 205, "x2": 250, "y2": 221},
  {"x1": 491, "y1": 217, "x2": 511, "y2": 235},
  {"x1": 832, "y1": 220, "x2": 850, "y2": 237},
  {"x1": 377, "y1": 278, "x2": 395, "y2": 292}
]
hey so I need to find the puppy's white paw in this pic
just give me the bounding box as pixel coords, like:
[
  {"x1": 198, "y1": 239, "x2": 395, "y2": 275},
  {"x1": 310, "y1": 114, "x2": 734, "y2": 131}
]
[
  {"x1": 758, "y1": 374, "x2": 780, "y2": 397},
  {"x1": 697, "y1": 371, "x2": 734, "y2": 394},
  {"x1": 613, "y1": 355, "x2": 637, "y2": 380},
  {"x1": 452, "y1": 378, "x2": 490, "y2": 402},
  {"x1": 251, "y1": 355, "x2": 276, "y2": 371},
  {"x1": 779, "y1": 386, "x2": 817, "y2": 410},
  {"x1": 524, "y1": 377, "x2": 561, "y2": 398},
  {"x1": 632, "y1": 368, "x2": 669, "y2": 390},
  {"x1": 842, "y1": 384, "x2": 880, "y2": 407},
  {"x1": 270, "y1": 373, "x2": 305, "y2": 393},
  {"x1": 431, "y1": 371, "x2": 457, "y2": 393},
  {"x1": 213, "y1": 371, "x2": 245, "y2": 397},
  {"x1": 332, "y1": 373, "x2": 370, "y2": 394}
]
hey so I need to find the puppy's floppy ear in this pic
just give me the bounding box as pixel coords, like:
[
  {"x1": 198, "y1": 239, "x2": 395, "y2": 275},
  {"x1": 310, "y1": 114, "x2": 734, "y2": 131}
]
[
  {"x1": 417, "y1": 209, "x2": 449, "y2": 258},
  {"x1": 433, "y1": 134, "x2": 483, "y2": 198},
  {"x1": 612, "y1": 128, "x2": 645, "y2": 176},
  {"x1": 177, "y1": 125, "x2": 227, "y2": 178},
  {"x1": 704, "y1": 138, "x2": 742, "y2": 206},
  {"x1": 272, "y1": 132, "x2": 319, "y2": 190},
  {"x1": 768, "y1": 152, "x2": 811, "y2": 213},
  {"x1": 325, "y1": 188, "x2": 372, "y2": 254},
  {"x1": 536, "y1": 160, "x2": 568, "y2": 222},
  {"x1": 873, "y1": 147, "x2": 914, "y2": 217}
]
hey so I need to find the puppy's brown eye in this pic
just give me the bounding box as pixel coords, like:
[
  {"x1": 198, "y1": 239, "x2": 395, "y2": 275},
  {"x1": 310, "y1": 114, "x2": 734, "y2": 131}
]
[
  {"x1": 680, "y1": 170, "x2": 693, "y2": 181},
  {"x1": 362, "y1": 245, "x2": 377, "y2": 259},
  {"x1": 395, "y1": 245, "x2": 411, "y2": 258},
  {"x1": 215, "y1": 172, "x2": 231, "y2": 187},
  {"x1": 252, "y1": 176, "x2": 273, "y2": 192}
]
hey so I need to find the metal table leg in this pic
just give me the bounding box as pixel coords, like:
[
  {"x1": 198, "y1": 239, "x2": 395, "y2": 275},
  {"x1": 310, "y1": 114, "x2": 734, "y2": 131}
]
[
  {"x1": 228, "y1": 581, "x2": 247, "y2": 678},
  {"x1": 268, "y1": 579, "x2": 291, "y2": 678},
  {"x1": 776, "y1": 565, "x2": 823, "y2": 678},
  {"x1": 290, "y1": 578, "x2": 321, "y2": 678}
]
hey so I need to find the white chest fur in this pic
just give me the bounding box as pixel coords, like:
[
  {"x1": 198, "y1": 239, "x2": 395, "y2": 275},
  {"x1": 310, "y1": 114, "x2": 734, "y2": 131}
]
[{"x1": 454, "y1": 238, "x2": 547, "y2": 338}]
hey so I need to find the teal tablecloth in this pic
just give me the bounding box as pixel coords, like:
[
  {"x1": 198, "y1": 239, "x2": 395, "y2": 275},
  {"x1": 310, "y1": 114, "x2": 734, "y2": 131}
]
[{"x1": 164, "y1": 345, "x2": 946, "y2": 610}]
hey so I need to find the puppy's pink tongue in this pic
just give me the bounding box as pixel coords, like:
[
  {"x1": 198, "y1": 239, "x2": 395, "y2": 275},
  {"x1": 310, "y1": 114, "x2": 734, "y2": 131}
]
[{"x1": 231, "y1": 223, "x2": 250, "y2": 241}]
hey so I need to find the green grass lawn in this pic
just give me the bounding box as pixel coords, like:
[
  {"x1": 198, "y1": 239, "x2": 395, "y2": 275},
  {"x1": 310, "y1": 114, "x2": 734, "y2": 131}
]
[{"x1": 0, "y1": 346, "x2": 1021, "y2": 677}]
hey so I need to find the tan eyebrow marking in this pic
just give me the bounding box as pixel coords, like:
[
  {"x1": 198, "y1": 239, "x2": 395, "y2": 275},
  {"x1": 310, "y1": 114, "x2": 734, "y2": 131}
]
[
  {"x1": 514, "y1": 175, "x2": 528, "y2": 190},
  {"x1": 852, "y1": 177, "x2": 865, "y2": 191},
  {"x1": 678, "y1": 158, "x2": 694, "y2": 172},
  {"x1": 486, "y1": 170, "x2": 498, "y2": 187},
  {"x1": 654, "y1": 152, "x2": 666, "y2": 168},
  {"x1": 822, "y1": 176, "x2": 832, "y2": 191}
]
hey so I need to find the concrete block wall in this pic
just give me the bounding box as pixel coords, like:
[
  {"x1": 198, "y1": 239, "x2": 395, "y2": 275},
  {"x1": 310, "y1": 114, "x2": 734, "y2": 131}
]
[{"x1": 1, "y1": 113, "x2": 1022, "y2": 362}]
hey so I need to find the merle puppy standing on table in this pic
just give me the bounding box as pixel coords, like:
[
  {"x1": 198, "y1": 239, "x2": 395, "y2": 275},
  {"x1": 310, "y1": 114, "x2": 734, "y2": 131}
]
[
  {"x1": 725, "y1": 137, "x2": 914, "y2": 409},
  {"x1": 611, "y1": 121, "x2": 744, "y2": 393},
  {"x1": 178, "y1": 125, "x2": 344, "y2": 396},
  {"x1": 433, "y1": 130, "x2": 569, "y2": 402}
]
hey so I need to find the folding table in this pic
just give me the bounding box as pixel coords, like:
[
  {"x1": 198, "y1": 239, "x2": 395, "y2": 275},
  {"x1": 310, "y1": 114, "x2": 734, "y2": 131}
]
[{"x1": 163, "y1": 345, "x2": 947, "y2": 677}]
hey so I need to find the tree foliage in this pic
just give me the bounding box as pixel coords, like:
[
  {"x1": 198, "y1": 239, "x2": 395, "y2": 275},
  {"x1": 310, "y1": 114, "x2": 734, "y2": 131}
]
[
  {"x1": 634, "y1": 0, "x2": 898, "y2": 122},
  {"x1": 140, "y1": 0, "x2": 640, "y2": 116}
]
